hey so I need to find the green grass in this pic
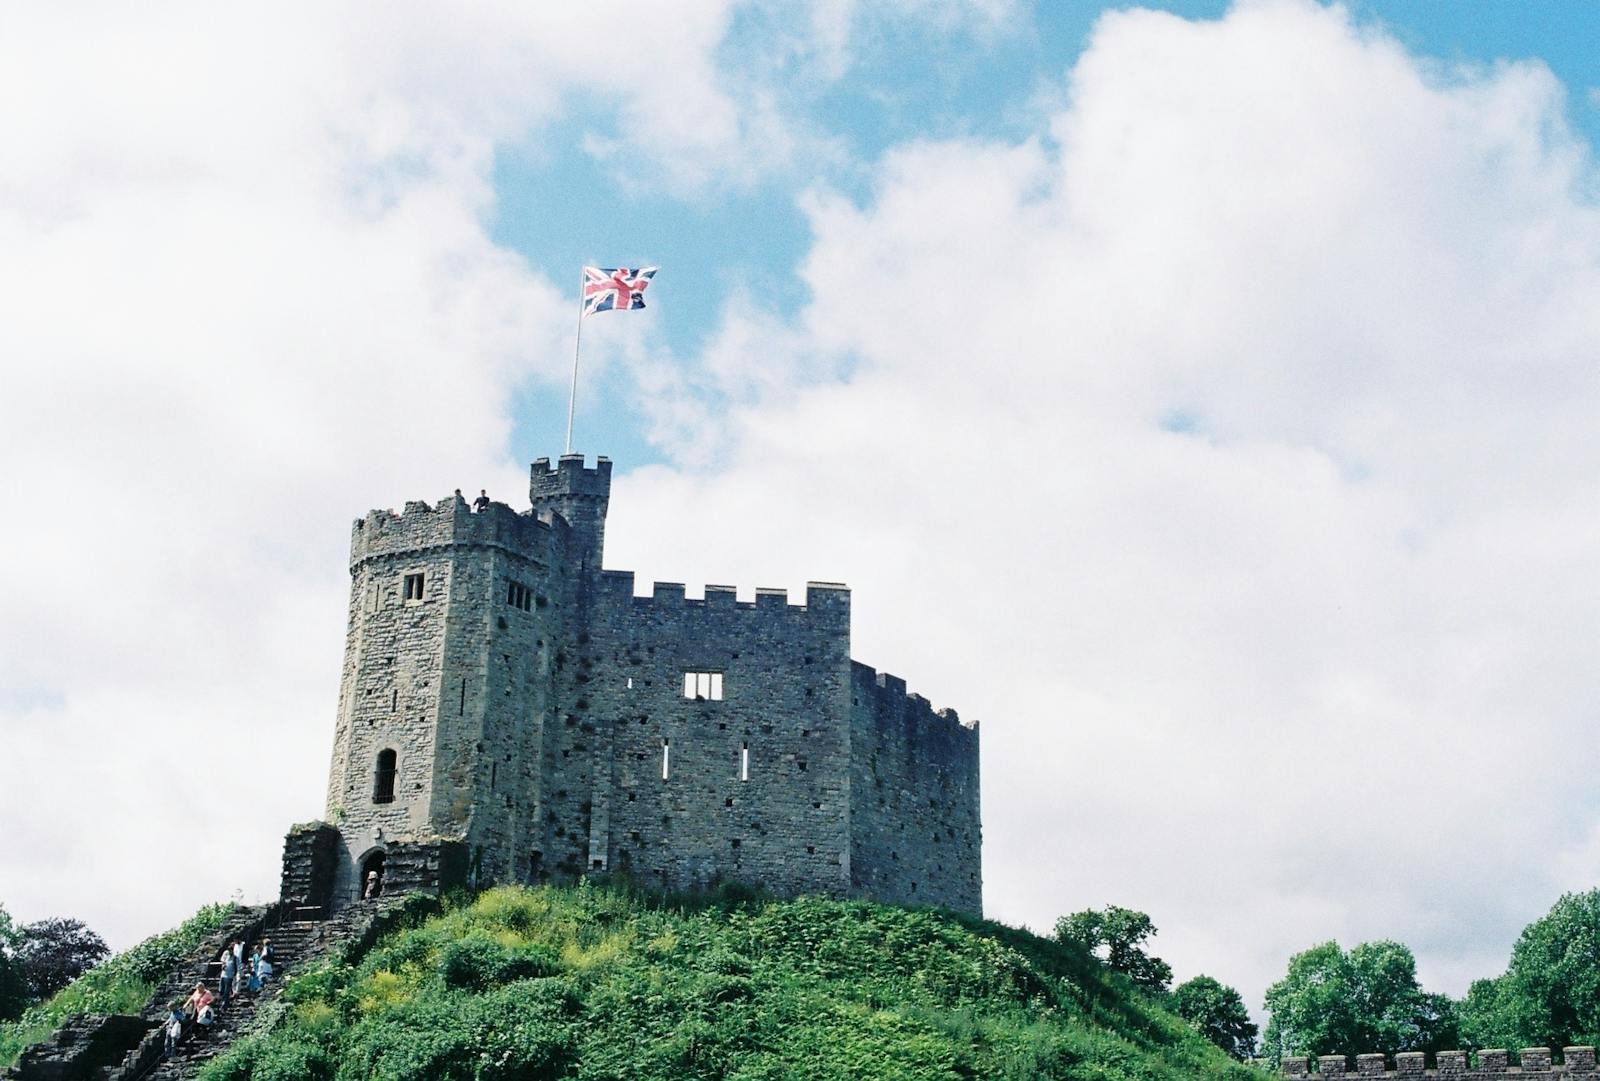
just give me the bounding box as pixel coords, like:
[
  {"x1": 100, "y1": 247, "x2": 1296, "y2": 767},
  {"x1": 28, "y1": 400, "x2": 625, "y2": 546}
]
[
  {"x1": 0, "y1": 902, "x2": 234, "y2": 1069},
  {"x1": 197, "y1": 885, "x2": 1261, "y2": 1081}
]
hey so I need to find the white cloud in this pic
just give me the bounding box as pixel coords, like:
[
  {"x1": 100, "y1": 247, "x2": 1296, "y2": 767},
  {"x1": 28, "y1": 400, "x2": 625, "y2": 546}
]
[
  {"x1": 0, "y1": 0, "x2": 813, "y2": 946},
  {"x1": 611, "y1": 0, "x2": 1600, "y2": 1011}
]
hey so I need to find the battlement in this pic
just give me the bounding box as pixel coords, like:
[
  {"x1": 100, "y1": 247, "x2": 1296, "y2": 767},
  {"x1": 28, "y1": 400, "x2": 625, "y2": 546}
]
[
  {"x1": 851, "y1": 660, "x2": 978, "y2": 737},
  {"x1": 596, "y1": 571, "x2": 850, "y2": 618},
  {"x1": 1282, "y1": 1047, "x2": 1597, "y2": 1077},
  {"x1": 349, "y1": 495, "x2": 557, "y2": 568},
  {"x1": 530, "y1": 454, "x2": 612, "y2": 500},
  {"x1": 318, "y1": 447, "x2": 980, "y2": 918}
]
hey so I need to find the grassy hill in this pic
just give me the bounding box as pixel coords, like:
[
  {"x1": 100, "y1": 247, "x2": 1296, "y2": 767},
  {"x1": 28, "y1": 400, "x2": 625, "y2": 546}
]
[{"x1": 182, "y1": 884, "x2": 1258, "y2": 1081}]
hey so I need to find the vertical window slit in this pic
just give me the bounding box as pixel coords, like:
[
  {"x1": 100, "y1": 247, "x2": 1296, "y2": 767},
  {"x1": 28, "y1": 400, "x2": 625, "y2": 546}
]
[
  {"x1": 459, "y1": 678, "x2": 466, "y2": 716},
  {"x1": 741, "y1": 742, "x2": 749, "y2": 782},
  {"x1": 661, "y1": 738, "x2": 670, "y2": 780}
]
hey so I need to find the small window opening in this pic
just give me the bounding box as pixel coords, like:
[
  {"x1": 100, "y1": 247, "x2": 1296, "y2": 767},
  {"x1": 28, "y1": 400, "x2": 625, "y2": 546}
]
[
  {"x1": 403, "y1": 572, "x2": 425, "y2": 601},
  {"x1": 490, "y1": 762, "x2": 497, "y2": 790},
  {"x1": 682, "y1": 671, "x2": 723, "y2": 701},
  {"x1": 661, "y1": 738, "x2": 670, "y2": 780},
  {"x1": 740, "y1": 742, "x2": 749, "y2": 782},
  {"x1": 626, "y1": 676, "x2": 633, "y2": 689},
  {"x1": 505, "y1": 581, "x2": 532, "y2": 611},
  {"x1": 390, "y1": 689, "x2": 397, "y2": 712},
  {"x1": 373, "y1": 749, "x2": 397, "y2": 804},
  {"x1": 459, "y1": 678, "x2": 466, "y2": 716}
]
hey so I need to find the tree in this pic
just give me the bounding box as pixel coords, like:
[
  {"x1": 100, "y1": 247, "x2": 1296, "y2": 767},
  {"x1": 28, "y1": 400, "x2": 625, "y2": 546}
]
[
  {"x1": 0, "y1": 905, "x2": 27, "y2": 1021},
  {"x1": 1262, "y1": 940, "x2": 1456, "y2": 1065},
  {"x1": 1460, "y1": 889, "x2": 1600, "y2": 1051},
  {"x1": 1055, "y1": 905, "x2": 1173, "y2": 994},
  {"x1": 1172, "y1": 975, "x2": 1259, "y2": 1060},
  {"x1": 16, "y1": 918, "x2": 109, "y2": 999}
]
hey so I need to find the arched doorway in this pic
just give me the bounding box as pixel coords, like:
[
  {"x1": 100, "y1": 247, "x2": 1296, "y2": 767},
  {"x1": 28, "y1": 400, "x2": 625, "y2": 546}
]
[{"x1": 359, "y1": 848, "x2": 386, "y2": 901}]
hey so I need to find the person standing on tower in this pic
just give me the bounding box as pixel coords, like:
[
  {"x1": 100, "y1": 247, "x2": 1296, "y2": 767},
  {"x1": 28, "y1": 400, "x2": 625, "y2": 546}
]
[{"x1": 473, "y1": 489, "x2": 490, "y2": 512}]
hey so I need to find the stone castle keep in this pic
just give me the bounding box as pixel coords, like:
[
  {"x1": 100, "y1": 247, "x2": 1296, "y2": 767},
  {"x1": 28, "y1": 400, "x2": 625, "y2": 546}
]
[{"x1": 280, "y1": 454, "x2": 982, "y2": 915}]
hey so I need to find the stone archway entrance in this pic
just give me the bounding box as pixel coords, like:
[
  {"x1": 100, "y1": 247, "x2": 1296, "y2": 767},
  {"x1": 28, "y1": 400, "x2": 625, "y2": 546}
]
[{"x1": 359, "y1": 848, "x2": 386, "y2": 900}]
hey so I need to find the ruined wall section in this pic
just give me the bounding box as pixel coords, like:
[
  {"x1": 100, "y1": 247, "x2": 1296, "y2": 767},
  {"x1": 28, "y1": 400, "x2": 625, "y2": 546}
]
[
  {"x1": 554, "y1": 574, "x2": 855, "y2": 896},
  {"x1": 848, "y1": 663, "x2": 981, "y2": 914},
  {"x1": 327, "y1": 495, "x2": 562, "y2": 901}
]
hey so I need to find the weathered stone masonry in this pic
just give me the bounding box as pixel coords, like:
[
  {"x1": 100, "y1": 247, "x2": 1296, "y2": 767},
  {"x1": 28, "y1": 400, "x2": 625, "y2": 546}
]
[
  {"x1": 289, "y1": 453, "x2": 982, "y2": 915},
  {"x1": 1281, "y1": 1047, "x2": 1598, "y2": 1077}
]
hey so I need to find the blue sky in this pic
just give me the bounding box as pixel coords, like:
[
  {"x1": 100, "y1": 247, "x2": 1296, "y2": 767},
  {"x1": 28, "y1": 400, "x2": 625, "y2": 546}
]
[{"x1": 492, "y1": 0, "x2": 1600, "y2": 470}]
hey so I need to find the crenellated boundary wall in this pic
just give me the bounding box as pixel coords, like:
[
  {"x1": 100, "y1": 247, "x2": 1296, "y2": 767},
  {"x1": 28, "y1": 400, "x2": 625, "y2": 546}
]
[{"x1": 1282, "y1": 1048, "x2": 1598, "y2": 1077}]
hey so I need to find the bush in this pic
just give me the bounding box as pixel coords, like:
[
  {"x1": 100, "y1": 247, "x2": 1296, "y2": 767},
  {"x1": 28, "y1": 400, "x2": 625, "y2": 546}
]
[{"x1": 438, "y1": 935, "x2": 559, "y2": 991}]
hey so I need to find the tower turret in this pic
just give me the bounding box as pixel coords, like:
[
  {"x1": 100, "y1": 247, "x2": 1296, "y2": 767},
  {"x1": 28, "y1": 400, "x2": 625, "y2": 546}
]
[{"x1": 531, "y1": 454, "x2": 611, "y2": 572}]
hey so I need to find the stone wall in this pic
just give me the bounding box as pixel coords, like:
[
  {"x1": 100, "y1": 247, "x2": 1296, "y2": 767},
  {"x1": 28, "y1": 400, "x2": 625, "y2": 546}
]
[
  {"x1": 849, "y1": 662, "x2": 982, "y2": 912},
  {"x1": 309, "y1": 452, "x2": 984, "y2": 913},
  {"x1": 5, "y1": 1014, "x2": 151, "y2": 1080},
  {"x1": 568, "y1": 574, "x2": 856, "y2": 897},
  {"x1": 279, "y1": 821, "x2": 339, "y2": 912},
  {"x1": 1283, "y1": 1047, "x2": 1598, "y2": 1077},
  {"x1": 324, "y1": 493, "x2": 563, "y2": 902}
]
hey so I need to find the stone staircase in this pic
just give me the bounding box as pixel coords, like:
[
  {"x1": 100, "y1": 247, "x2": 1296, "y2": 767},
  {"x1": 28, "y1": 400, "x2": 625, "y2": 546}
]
[
  {"x1": 9, "y1": 900, "x2": 412, "y2": 1081},
  {"x1": 134, "y1": 905, "x2": 387, "y2": 1081}
]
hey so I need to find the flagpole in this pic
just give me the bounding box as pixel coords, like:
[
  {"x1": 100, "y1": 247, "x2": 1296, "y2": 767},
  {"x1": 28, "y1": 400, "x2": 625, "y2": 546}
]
[{"x1": 565, "y1": 269, "x2": 585, "y2": 455}]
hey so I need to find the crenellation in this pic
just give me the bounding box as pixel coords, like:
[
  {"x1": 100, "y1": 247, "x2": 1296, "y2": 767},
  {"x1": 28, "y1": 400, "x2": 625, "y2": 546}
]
[
  {"x1": 299, "y1": 450, "x2": 980, "y2": 915},
  {"x1": 1280, "y1": 1047, "x2": 1599, "y2": 1077},
  {"x1": 1395, "y1": 1052, "x2": 1425, "y2": 1076}
]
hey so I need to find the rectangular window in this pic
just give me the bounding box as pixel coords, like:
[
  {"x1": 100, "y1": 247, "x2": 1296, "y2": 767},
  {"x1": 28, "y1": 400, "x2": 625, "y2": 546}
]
[
  {"x1": 741, "y1": 742, "x2": 749, "y2": 782},
  {"x1": 505, "y1": 581, "x2": 532, "y2": 611},
  {"x1": 403, "y1": 572, "x2": 425, "y2": 601},
  {"x1": 682, "y1": 671, "x2": 724, "y2": 701},
  {"x1": 661, "y1": 738, "x2": 671, "y2": 780}
]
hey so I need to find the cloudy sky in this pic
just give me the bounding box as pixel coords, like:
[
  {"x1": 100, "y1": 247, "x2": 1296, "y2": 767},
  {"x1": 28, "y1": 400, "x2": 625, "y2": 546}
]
[{"x1": 2, "y1": 0, "x2": 1597, "y2": 1018}]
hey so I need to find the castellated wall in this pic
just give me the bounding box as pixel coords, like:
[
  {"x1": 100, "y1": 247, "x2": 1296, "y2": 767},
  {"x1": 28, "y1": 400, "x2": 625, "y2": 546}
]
[
  {"x1": 849, "y1": 663, "x2": 981, "y2": 913},
  {"x1": 555, "y1": 574, "x2": 856, "y2": 896},
  {"x1": 311, "y1": 453, "x2": 983, "y2": 913},
  {"x1": 1282, "y1": 1047, "x2": 1598, "y2": 1077},
  {"x1": 324, "y1": 493, "x2": 569, "y2": 901}
]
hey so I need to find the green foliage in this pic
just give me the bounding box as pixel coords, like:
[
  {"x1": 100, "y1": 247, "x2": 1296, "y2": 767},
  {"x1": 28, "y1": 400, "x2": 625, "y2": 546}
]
[
  {"x1": 198, "y1": 884, "x2": 1254, "y2": 1081},
  {"x1": 1457, "y1": 975, "x2": 1521, "y2": 1052},
  {"x1": 1457, "y1": 889, "x2": 1600, "y2": 1052},
  {"x1": 16, "y1": 917, "x2": 110, "y2": 999},
  {"x1": 1054, "y1": 905, "x2": 1174, "y2": 995},
  {"x1": 1171, "y1": 976, "x2": 1258, "y2": 1060},
  {"x1": 1262, "y1": 940, "x2": 1456, "y2": 1065},
  {"x1": 0, "y1": 906, "x2": 27, "y2": 1023},
  {"x1": 438, "y1": 934, "x2": 560, "y2": 990},
  {"x1": 0, "y1": 901, "x2": 232, "y2": 1069}
]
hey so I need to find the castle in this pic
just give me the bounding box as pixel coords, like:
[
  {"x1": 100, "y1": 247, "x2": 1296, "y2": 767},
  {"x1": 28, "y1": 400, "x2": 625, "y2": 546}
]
[{"x1": 280, "y1": 454, "x2": 982, "y2": 915}]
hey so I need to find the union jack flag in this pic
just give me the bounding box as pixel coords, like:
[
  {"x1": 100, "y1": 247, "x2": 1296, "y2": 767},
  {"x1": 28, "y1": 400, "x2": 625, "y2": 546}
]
[{"x1": 582, "y1": 266, "x2": 658, "y2": 316}]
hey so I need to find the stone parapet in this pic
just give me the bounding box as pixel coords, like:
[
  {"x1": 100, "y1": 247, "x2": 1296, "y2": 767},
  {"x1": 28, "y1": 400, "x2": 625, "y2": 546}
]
[
  {"x1": 350, "y1": 495, "x2": 558, "y2": 570},
  {"x1": 1281, "y1": 1047, "x2": 1597, "y2": 1077}
]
